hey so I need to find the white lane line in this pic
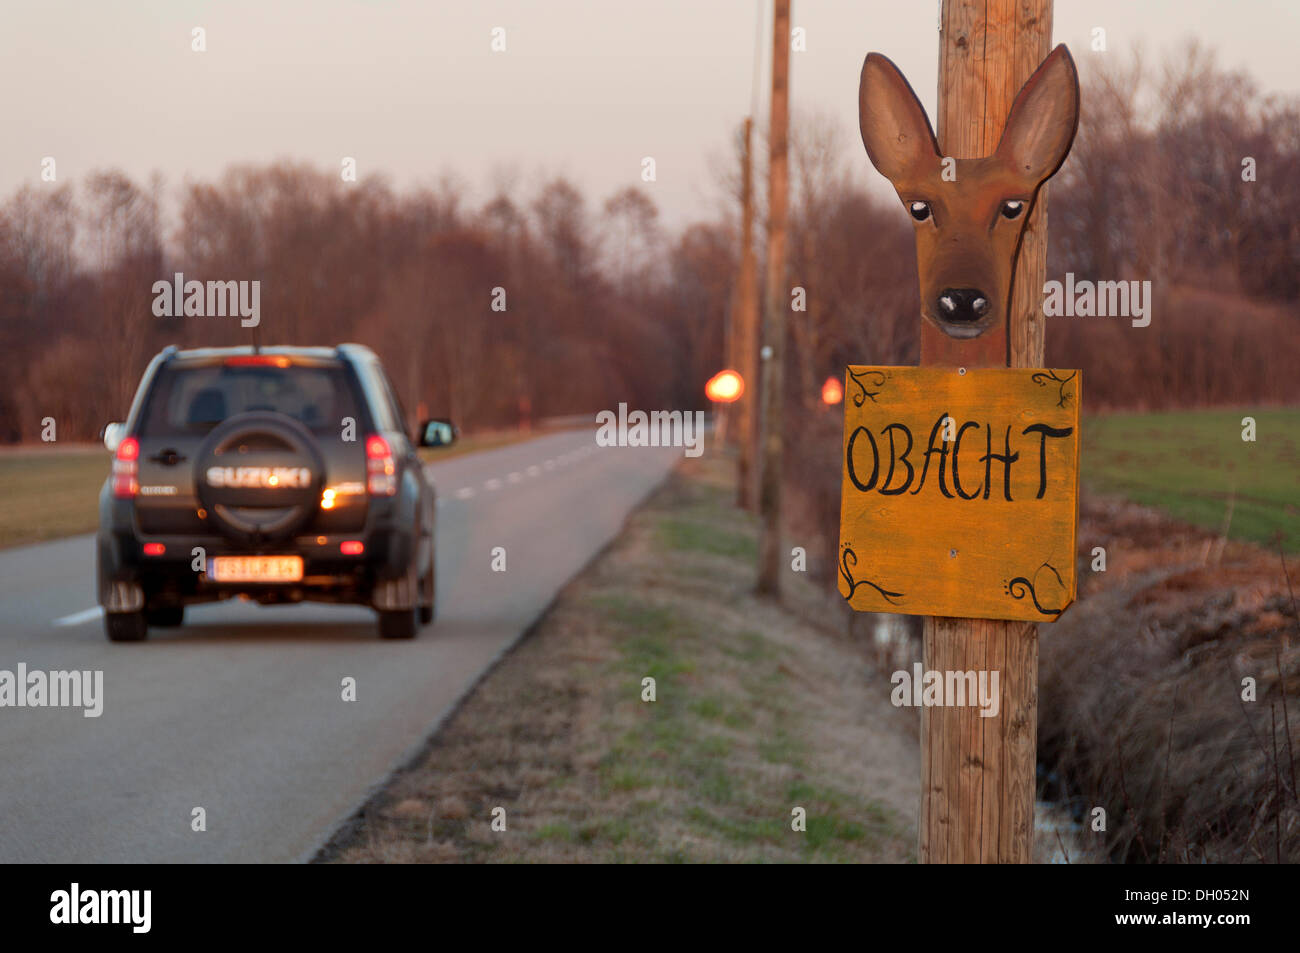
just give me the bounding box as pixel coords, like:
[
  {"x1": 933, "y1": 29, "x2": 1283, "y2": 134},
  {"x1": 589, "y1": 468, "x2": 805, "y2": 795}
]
[
  {"x1": 526, "y1": 465, "x2": 540, "y2": 477},
  {"x1": 484, "y1": 478, "x2": 503, "y2": 491},
  {"x1": 543, "y1": 459, "x2": 556, "y2": 470},
  {"x1": 507, "y1": 471, "x2": 523, "y2": 483},
  {"x1": 53, "y1": 607, "x2": 103, "y2": 627},
  {"x1": 455, "y1": 486, "x2": 476, "y2": 499}
]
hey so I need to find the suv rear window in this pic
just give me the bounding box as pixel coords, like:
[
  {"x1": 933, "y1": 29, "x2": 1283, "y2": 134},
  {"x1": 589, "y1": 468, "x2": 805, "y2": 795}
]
[{"x1": 139, "y1": 362, "x2": 363, "y2": 437}]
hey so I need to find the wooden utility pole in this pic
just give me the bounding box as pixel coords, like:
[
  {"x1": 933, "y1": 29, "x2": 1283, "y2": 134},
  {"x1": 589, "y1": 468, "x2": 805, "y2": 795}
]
[
  {"x1": 918, "y1": 0, "x2": 1053, "y2": 864},
  {"x1": 732, "y1": 118, "x2": 760, "y2": 510},
  {"x1": 757, "y1": 0, "x2": 790, "y2": 596}
]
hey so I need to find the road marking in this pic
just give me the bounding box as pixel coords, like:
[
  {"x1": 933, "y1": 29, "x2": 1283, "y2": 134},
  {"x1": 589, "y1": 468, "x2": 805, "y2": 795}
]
[
  {"x1": 455, "y1": 486, "x2": 476, "y2": 499},
  {"x1": 484, "y1": 478, "x2": 503, "y2": 491},
  {"x1": 53, "y1": 607, "x2": 102, "y2": 627},
  {"x1": 507, "y1": 471, "x2": 523, "y2": 483},
  {"x1": 543, "y1": 459, "x2": 556, "y2": 470},
  {"x1": 526, "y1": 465, "x2": 540, "y2": 477}
]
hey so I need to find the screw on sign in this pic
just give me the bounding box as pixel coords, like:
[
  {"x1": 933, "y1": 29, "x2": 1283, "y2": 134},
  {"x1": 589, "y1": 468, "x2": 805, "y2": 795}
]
[{"x1": 846, "y1": 1, "x2": 1080, "y2": 864}]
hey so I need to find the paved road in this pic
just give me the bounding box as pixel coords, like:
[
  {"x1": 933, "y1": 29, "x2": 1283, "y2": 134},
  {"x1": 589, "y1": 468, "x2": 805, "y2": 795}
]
[{"x1": 0, "y1": 429, "x2": 679, "y2": 862}]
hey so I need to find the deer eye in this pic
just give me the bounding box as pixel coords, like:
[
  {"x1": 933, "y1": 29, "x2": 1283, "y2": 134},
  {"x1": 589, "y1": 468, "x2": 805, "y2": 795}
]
[
  {"x1": 909, "y1": 201, "x2": 931, "y2": 222},
  {"x1": 1001, "y1": 200, "x2": 1025, "y2": 220}
]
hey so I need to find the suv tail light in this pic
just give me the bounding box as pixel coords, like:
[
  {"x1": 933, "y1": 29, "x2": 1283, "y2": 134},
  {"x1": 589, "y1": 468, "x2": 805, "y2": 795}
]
[
  {"x1": 112, "y1": 436, "x2": 140, "y2": 499},
  {"x1": 223, "y1": 355, "x2": 291, "y2": 368},
  {"x1": 366, "y1": 435, "x2": 397, "y2": 496}
]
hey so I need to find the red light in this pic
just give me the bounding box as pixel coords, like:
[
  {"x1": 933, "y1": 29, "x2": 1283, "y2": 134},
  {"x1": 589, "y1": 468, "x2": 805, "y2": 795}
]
[
  {"x1": 224, "y1": 355, "x2": 291, "y2": 367},
  {"x1": 143, "y1": 542, "x2": 166, "y2": 556},
  {"x1": 366, "y1": 435, "x2": 397, "y2": 496},
  {"x1": 340, "y1": 540, "x2": 364, "y2": 555},
  {"x1": 112, "y1": 437, "x2": 140, "y2": 498}
]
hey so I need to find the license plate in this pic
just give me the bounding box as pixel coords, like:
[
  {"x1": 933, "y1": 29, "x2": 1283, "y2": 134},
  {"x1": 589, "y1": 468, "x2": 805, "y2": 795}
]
[{"x1": 209, "y1": 555, "x2": 303, "y2": 583}]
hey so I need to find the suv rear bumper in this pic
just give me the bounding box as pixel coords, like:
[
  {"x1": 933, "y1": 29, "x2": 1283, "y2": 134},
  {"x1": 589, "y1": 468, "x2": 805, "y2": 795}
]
[{"x1": 98, "y1": 500, "x2": 422, "y2": 610}]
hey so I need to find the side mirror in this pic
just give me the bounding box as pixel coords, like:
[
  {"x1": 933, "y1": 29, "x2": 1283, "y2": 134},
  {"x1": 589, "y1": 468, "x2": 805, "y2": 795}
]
[
  {"x1": 102, "y1": 422, "x2": 125, "y2": 453},
  {"x1": 418, "y1": 419, "x2": 458, "y2": 448}
]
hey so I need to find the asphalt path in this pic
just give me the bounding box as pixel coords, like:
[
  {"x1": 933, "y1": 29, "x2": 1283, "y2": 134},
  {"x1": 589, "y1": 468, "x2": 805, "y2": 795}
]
[{"x1": 0, "y1": 429, "x2": 679, "y2": 862}]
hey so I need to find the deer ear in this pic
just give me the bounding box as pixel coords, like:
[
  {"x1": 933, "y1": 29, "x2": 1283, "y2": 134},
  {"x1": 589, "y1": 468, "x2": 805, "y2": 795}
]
[
  {"x1": 995, "y1": 44, "x2": 1080, "y2": 185},
  {"x1": 859, "y1": 53, "x2": 941, "y2": 184}
]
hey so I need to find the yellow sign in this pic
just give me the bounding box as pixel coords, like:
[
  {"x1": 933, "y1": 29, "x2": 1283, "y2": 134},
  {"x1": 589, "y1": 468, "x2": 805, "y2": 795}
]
[{"x1": 837, "y1": 366, "x2": 1080, "y2": 622}]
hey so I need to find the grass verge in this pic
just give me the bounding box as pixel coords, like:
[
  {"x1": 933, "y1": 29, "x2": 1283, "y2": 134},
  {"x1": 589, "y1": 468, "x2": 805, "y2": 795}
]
[{"x1": 319, "y1": 454, "x2": 917, "y2": 863}]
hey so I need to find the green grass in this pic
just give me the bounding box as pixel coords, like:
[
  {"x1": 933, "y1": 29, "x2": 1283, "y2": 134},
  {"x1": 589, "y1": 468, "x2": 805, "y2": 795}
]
[
  {"x1": 583, "y1": 557, "x2": 900, "y2": 860},
  {"x1": 657, "y1": 515, "x2": 757, "y2": 560},
  {"x1": 0, "y1": 449, "x2": 108, "y2": 548},
  {"x1": 1083, "y1": 408, "x2": 1300, "y2": 552}
]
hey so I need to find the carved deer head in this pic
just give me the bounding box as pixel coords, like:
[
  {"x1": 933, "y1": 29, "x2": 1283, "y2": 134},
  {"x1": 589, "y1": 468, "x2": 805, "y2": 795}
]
[{"x1": 858, "y1": 45, "x2": 1080, "y2": 341}]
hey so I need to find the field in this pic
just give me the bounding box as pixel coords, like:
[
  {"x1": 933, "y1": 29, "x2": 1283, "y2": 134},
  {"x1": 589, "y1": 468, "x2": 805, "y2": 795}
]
[
  {"x1": 0, "y1": 429, "x2": 563, "y2": 549},
  {"x1": 1082, "y1": 408, "x2": 1300, "y2": 552},
  {"x1": 0, "y1": 448, "x2": 108, "y2": 549}
]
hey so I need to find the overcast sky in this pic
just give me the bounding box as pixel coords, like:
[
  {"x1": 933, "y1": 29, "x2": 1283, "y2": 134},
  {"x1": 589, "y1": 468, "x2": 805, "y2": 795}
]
[{"x1": 4, "y1": 0, "x2": 1299, "y2": 228}]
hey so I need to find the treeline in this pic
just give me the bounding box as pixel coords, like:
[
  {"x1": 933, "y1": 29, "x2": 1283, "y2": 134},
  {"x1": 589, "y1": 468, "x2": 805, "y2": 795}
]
[
  {"x1": 1, "y1": 42, "x2": 1296, "y2": 463},
  {"x1": 0, "y1": 168, "x2": 732, "y2": 443}
]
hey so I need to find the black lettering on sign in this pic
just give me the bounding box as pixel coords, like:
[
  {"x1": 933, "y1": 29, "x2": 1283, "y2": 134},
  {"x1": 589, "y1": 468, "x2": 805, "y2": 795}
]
[
  {"x1": 879, "y1": 423, "x2": 914, "y2": 495},
  {"x1": 1022, "y1": 424, "x2": 1074, "y2": 499},
  {"x1": 980, "y1": 425, "x2": 1019, "y2": 502},
  {"x1": 952, "y1": 421, "x2": 982, "y2": 500},
  {"x1": 844, "y1": 418, "x2": 1068, "y2": 502},
  {"x1": 846, "y1": 426, "x2": 880, "y2": 492},
  {"x1": 911, "y1": 413, "x2": 954, "y2": 499}
]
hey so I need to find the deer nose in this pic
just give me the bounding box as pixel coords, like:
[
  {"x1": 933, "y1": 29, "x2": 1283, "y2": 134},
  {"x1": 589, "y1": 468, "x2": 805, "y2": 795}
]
[{"x1": 936, "y1": 288, "x2": 990, "y2": 323}]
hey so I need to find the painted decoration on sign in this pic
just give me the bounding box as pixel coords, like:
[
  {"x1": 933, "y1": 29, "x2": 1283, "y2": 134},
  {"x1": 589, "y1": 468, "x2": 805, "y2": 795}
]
[{"x1": 837, "y1": 366, "x2": 1081, "y2": 622}]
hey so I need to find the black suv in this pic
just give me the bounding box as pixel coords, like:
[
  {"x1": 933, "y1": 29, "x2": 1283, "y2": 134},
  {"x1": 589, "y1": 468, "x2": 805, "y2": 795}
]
[{"x1": 97, "y1": 344, "x2": 455, "y2": 642}]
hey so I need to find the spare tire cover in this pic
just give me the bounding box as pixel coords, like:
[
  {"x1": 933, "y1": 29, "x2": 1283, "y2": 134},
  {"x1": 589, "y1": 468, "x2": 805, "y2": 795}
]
[{"x1": 194, "y1": 412, "x2": 324, "y2": 545}]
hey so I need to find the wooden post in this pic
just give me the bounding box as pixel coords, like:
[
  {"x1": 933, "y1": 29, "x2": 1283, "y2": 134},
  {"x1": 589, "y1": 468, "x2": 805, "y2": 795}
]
[
  {"x1": 757, "y1": 0, "x2": 790, "y2": 596},
  {"x1": 919, "y1": 0, "x2": 1053, "y2": 864},
  {"x1": 733, "y1": 117, "x2": 760, "y2": 510}
]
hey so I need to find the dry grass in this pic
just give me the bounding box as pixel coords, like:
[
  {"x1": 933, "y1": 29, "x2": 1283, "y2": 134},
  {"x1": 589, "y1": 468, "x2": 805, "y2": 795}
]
[
  {"x1": 0, "y1": 447, "x2": 107, "y2": 548},
  {"x1": 1040, "y1": 492, "x2": 1300, "y2": 863},
  {"x1": 320, "y1": 454, "x2": 918, "y2": 863}
]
